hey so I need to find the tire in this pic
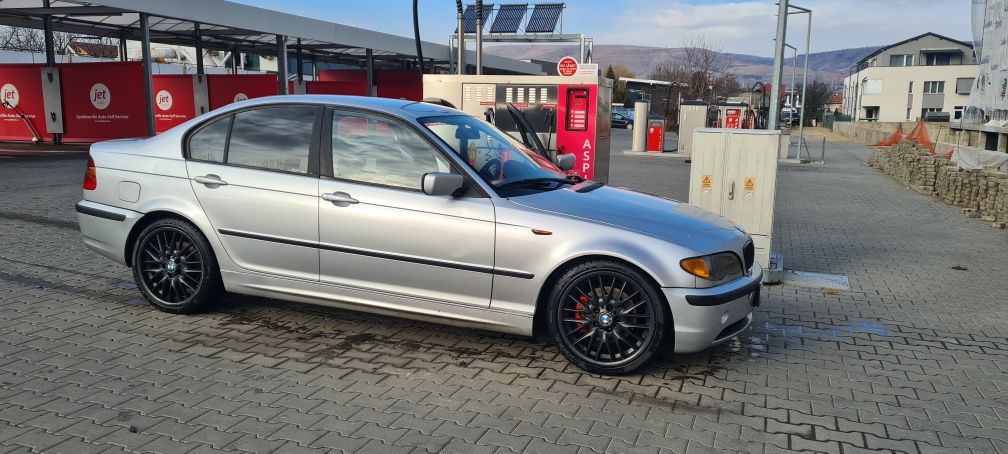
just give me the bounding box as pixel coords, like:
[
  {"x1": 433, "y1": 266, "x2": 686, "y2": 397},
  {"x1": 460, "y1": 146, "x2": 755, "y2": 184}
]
[
  {"x1": 131, "y1": 218, "x2": 223, "y2": 314},
  {"x1": 626, "y1": 123, "x2": 633, "y2": 131},
  {"x1": 547, "y1": 260, "x2": 667, "y2": 375}
]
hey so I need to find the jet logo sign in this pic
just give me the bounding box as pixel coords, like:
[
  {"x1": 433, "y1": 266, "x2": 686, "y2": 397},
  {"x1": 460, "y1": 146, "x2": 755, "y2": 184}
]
[
  {"x1": 233, "y1": 92, "x2": 249, "y2": 103},
  {"x1": 2, "y1": 83, "x2": 19, "y2": 109},
  {"x1": 156, "y1": 90, "x2": 173, "y2": 111},
  {"x1": 90, "y1": 83, "x2": 111, "y2": 110}
]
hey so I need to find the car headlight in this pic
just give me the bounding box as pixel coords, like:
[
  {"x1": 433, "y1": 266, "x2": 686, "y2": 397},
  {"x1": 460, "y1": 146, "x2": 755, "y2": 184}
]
[{"x1": 680, "y1": 252, "x2": 743, "y2": 281}]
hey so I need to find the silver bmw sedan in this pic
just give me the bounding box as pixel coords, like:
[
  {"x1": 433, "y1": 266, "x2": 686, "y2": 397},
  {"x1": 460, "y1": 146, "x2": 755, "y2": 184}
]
[{"x1": 76, "y1": 95, "x2": 761, "y2": 374}]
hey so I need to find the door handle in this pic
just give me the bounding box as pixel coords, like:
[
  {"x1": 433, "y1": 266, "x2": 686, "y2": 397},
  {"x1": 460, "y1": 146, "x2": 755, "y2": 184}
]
[
  {"x1": 194, "y1": 174, "x2": 228, "y2": 186},
  {"x1": 321, "y1": 192, "x2": 359, "y2": 205},
  {"x1": 728, "y1": 181, "x2": 735, "y2": 200}
]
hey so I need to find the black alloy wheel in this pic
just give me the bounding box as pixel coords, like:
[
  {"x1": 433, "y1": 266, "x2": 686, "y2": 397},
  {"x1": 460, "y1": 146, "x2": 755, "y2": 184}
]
[
  {"x1": 132, "y1": 218, "x2": 222, "y2": 313},
  {"x1": 548, "y1": 260, "x2": 666, "y2": 374}
]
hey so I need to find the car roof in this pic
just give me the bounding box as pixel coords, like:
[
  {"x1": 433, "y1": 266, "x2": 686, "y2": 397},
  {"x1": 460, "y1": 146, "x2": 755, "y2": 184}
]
[{"x1": 211, "y1": 94, "x2": 463, "y2": 120}]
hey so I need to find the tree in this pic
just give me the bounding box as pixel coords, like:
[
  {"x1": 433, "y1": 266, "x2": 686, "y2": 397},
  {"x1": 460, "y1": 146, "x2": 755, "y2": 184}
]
[
  {"x1": 605, "y1": 64, "x2": 636, "y2": 104},
  {"x1": 797, "y1": 78, "x2": 834, "y2": 126},
  {"x1": 649, "y1": 35, "x2": 740, "y2": 103}
]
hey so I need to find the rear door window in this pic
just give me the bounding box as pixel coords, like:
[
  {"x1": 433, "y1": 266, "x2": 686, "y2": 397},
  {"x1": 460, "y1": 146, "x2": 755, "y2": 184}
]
[
  {"x1": 187, "y1": 115, "x2": 230, "y2": 162},
  {"x1": 226, "y1": 106, "x2": 318, "y2": 174}
]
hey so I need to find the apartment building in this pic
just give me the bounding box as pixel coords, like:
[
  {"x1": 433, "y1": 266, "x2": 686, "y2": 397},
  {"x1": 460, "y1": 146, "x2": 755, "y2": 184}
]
[{"x1": 842, "y1": 33, "x2": 978, "y2": 122}]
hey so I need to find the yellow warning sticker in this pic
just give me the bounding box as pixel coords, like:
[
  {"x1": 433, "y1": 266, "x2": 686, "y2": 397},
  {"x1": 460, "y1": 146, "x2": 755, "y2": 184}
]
[
  {"x1": 744, "y1": 177, "x2": 756, "y2": 193},
  {"x1": 701, "y1": 175, "x2": 712, "y2": 190}
]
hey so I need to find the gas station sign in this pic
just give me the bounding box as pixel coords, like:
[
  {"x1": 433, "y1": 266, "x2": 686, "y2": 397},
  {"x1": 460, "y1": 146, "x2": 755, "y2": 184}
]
[
  {"x1": 59, "y1": 62, "x2": 147, "y2": 142},
  {"x1": 152, "y1": 75, "x2": 197, "y2": 133},
  {"x1": 0, "y1": 64, "x2": 49, "y2": 142},
  {"x1": 557, "y1": 57, "x2": 578, "y2": 77},
  {"x1": 207, "y1": 74, "x2": 277, "y2": 109}
]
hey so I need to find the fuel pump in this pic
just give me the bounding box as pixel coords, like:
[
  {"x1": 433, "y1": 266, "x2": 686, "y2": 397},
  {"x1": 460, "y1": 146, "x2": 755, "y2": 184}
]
[{"x1": 423, "y1": 74, "x2": 613, "y2": 183}]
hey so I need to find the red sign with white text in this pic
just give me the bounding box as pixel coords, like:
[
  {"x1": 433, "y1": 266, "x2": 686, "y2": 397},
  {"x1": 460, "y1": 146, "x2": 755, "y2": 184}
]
[
  {"x1": 59, "y1": 62, "x2": 147, "y2": 143},
  {"x1": 557, "y1": 57, "x2": 579, "y2": 77},
  {"x1": 0, "y1": 64, "x2": 50, "y2": 142},
  {"x1": 207, "y1": 74, "x2": 277, "y2": 110},
  {"x1": 152, "y1": 75, "x2": 196, "y2": 133},
  {"x1": 556, "y1": 84, "x2": 597, "y2": 180}
]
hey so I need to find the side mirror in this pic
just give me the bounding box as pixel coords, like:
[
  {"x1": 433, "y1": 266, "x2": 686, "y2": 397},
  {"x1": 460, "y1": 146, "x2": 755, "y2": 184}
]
[
  {"x1": 556, "y1": 153, "x2": 576, "y2": 172},
  {"x1": 422, "y1": 172, "x2": 465, "y2": 196}
]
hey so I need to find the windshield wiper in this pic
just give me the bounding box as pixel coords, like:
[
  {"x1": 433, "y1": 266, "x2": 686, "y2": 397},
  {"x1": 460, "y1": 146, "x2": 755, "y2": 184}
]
[{"x1": 495, "y1": 177, "x2": 572, "y2": 190}]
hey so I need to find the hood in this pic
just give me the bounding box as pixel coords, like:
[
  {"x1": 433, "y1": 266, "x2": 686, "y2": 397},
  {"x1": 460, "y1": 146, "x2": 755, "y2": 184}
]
[{"x1": 509, "y1": 185, "x2": 741, "y2": 242}]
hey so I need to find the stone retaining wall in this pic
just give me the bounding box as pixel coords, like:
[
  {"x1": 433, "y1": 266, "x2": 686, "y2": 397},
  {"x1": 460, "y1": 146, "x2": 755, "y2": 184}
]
[
  {"x1": 834, "y1": 121, "x2": 951, "y2": 145},
  {"x1": 869, "y1": 142, "x2": 1008, "y2": 228}
]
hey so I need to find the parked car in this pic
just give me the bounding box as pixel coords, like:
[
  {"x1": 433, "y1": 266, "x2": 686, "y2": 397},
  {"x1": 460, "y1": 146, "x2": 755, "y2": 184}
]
[
  {"x1": 620, "y1": 112, "x2": 665, "y2": 131},
  {"x1": 611, "y1": 112, "x2": 631, "y2": 129},
  {"x1": 76, "y1": 95, "x2": 761, "y2": 375}
]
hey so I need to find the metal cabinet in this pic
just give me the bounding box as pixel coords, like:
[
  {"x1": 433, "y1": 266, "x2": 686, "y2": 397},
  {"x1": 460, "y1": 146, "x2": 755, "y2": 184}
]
[{"x1": 688, "y1": 128, "x2": 781, "y2": 271}]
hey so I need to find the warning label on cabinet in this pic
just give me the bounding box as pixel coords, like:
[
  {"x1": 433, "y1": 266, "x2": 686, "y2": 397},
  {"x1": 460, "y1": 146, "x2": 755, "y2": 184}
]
[
  {"x1": 744, "y1": 177, "x2": 756, "y2": 192},
  {"x1": 701, "y1": 175, "x2": 712, "y2": 190}
]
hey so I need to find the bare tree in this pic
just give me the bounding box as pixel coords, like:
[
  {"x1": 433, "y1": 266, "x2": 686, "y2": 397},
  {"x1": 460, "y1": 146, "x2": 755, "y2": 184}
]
[
  {"x1": 0, "y1": 25, "x2": 100, "y2": 57},
  {"x1": 798, "y1": 78, "x2": 834, "y2": 126},
  {"x1": 650, "y1": 35, "x2": 740, "y2": 102}
]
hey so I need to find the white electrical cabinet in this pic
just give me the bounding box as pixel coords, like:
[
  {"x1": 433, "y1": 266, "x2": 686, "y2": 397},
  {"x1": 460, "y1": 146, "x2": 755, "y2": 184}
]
[{"x1": 688, "y1": 129, "x2": 781, "y2": 272}]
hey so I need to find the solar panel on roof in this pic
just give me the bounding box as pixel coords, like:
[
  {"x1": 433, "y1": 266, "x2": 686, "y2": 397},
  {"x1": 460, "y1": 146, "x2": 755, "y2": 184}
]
[
  {"x1": 489, "y1": 4, "x2": 527, "y2": 34},
  {"x1": 457, "y1": 4, "x2": 495, "y2": 34},
  {"x1": 525, "y1": 3, "x2": 562, "y2": 34}
]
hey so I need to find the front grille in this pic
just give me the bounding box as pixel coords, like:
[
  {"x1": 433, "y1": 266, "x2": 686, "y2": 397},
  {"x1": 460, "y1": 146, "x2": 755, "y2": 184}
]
[{"x1": 743, "y1": 240, "x2": 755, "y2": 270}]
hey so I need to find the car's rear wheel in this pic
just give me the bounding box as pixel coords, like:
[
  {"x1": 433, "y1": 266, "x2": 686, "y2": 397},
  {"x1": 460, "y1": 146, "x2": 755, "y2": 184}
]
[
  {"x1": 132, "y1": 218, "x2": 222, "y2": 314},
  {"x1": 626, "y1": 123, "x2": 633, "y2": 130},
  {"x1": 547, "y1": 260, "x2": 666, "y2": 375}
]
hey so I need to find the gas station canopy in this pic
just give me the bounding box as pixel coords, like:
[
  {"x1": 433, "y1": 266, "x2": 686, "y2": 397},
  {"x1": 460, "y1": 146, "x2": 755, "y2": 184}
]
[{"x1": 0, "y1": 0, "x2": 542, "y2": 74}]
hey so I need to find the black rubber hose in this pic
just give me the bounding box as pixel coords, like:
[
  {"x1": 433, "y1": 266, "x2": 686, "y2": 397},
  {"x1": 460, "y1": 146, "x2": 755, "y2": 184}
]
[{"x1": 413, "y1": 0, "x2": 424, "y2": 73}]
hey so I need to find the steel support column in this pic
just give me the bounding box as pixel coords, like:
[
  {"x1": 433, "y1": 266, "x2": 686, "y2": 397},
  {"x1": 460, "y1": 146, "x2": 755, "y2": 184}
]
[
  {"x1": 295, "y1": 38, "x2": 304, "y2": 82},
  {"x1": 139, "y1": 13, "x2": 156, "y2": 136},
  {"x1": 456, "y1": 1, "x2": 465, "y2": 75},
  {"x1": 276, "y1": 35, "x2": 288, "y2": 94},
  {"x1": 42, "y1": 0, "x2": 55, "y2": 65},
  {"x1": 365, "y1": 48, "x2": 375, "y2": 96},
  {"x1": 194, "y1": 22, "x2": 204, "y2": 75},
  {"x1": 230, "y1": 47, "x2": 239, "y2": 74},
  {"x1": 768, "y1": 0, "x2": 789, "y2": 130},
  {"x1": 475, "y1": 0, "x2": 483, "y2": 74}
]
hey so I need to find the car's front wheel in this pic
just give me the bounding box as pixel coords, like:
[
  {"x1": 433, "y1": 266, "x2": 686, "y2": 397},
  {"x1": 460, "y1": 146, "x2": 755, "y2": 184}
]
[
  {"x1": 626, "y1": 123, "x2": 633, "y2": 130},
  {"x1": 547, "y1": 260, "x2": 667, "y2": 374},
  {"x1": 132, "y1": 218, "x2": 223, "y2": 314}
]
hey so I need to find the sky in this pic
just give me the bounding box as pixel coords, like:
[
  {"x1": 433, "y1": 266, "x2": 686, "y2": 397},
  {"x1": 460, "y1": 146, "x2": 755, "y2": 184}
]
[{"x1": 232, "y1": 0, "x2": 974, "y2": 56}]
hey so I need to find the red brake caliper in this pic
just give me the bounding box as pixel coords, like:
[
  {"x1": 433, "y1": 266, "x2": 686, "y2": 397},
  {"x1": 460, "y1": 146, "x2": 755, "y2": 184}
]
[{"x1": 575, "y1": 296, "x2": 589, "y2": 334}]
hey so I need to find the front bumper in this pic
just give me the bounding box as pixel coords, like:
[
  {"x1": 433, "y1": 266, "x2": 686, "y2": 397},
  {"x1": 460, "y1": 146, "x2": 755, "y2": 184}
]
[{"x1": 663, "y1": 265, "x2": 762, "y2": 353}]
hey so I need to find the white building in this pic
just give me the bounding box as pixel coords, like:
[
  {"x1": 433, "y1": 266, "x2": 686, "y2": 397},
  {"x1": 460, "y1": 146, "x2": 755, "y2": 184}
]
[{"x1": 842, "y1": 33, "x2": 977, "y2": 122}]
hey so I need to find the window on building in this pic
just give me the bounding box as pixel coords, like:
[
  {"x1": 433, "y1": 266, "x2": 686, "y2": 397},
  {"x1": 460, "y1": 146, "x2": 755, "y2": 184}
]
[
  {"x1": 889, "y1": 54, "x2": 913, "y2": 67},
  {"x1": 925, "y1": 52, "x2": 963, "y2": 66},
  {"x1": 862, "y1": 79, "x2": 882, "y2": 95},
  {"x1": 954, "y1": 106, "x2": 965, "y2": 120},
  {"x1": 908, "y1": 81, "x2": 914, "y2": 93},
  {"x1": 906, "y1": 108, "x2": 912, "y2": 120},
  {"x1": 864, "y1": 106, "x2": 880, "y2": 121},
  {"x1": 921, "y1": 108, "x2": 942, "y2": 118},
  {"x1": 923, "y1": 81, "x2": 945, "y2": 94},
  {"x1": 956, "y1": 77, "x2": 975, "y2": 94}
]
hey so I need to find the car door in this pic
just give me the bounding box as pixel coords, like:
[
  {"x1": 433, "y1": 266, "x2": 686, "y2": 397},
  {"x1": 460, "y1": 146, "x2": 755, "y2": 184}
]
[
  {"x1": 317, "y1": 109, "x2": 495, "y2": 308},
  {"x1": 186, "y1": 105, "x2": 322, "y2": 281}
]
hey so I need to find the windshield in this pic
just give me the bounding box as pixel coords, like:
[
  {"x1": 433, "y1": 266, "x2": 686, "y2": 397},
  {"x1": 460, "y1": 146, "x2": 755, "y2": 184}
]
[{"x1": 420, "y1": 115, "x2": 568, "y2": 190}]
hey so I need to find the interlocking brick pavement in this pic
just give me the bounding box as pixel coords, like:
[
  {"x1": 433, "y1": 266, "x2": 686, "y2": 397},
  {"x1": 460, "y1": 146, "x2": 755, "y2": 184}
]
[{"x1": 0, "y1": 132, "x2": 1006, "y2": 453}]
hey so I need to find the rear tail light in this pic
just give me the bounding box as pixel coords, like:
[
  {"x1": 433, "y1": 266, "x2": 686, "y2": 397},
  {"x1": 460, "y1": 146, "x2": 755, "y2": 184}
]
[{"x1": 83, "y1": 156, "x2": 97, "y2": 190}]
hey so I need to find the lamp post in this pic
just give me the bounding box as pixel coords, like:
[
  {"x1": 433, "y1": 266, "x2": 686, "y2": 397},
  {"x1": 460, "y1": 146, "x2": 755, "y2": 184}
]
[{"x1": 788, "y1": 3, "x2": 812, "y2": 161}]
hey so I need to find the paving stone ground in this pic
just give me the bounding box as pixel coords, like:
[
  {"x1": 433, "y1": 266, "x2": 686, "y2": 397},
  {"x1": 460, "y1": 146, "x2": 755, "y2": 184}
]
[{"x1": 0, "y1": 130, "x2": 1006, "y2": 453}]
